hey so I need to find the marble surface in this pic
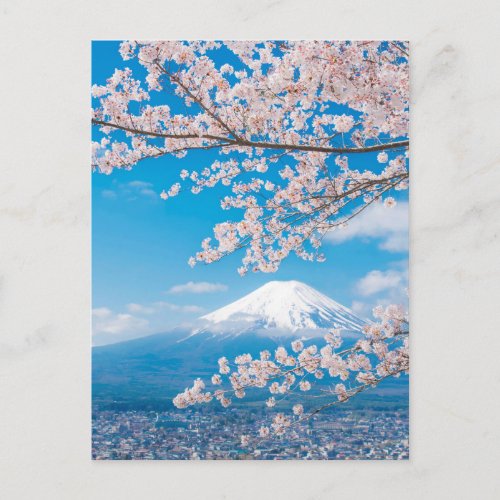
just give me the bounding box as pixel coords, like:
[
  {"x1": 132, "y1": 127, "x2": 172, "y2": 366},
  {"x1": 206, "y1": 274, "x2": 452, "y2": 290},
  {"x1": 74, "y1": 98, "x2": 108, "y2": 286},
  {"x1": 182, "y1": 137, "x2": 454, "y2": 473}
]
[{"x1": 1, "y1": 0, "x2": 499, "y2": 498}]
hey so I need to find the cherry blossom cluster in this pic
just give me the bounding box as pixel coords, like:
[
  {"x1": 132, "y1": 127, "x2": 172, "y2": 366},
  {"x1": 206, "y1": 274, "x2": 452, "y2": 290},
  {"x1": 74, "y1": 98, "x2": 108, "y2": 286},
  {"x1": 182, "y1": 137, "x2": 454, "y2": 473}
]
[
  {"x1": 186, "y1": 151, "x2": 408, "y2": 274},
  {"x1": 92, "y1": 41, "x2": 409, "y2": 273},
  {"x1": 173, "y1": 304, "x2": 409, "y2": 441}
]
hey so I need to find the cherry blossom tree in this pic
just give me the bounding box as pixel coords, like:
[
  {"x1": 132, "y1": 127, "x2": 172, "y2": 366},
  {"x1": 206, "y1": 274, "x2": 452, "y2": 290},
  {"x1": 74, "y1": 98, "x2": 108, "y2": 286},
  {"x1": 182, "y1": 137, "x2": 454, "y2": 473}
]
[{"x1": 92, "y1": 40, "x2": 409, "y2": 440}]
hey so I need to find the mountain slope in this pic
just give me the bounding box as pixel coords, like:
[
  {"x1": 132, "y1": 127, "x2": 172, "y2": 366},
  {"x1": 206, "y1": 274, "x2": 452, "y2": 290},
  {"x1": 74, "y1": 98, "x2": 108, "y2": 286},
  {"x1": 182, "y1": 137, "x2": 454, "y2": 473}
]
[
  {"x1": 199, "y1": 280, "x2": 366, "y2": 335},
  {"x1": 92, "y1": 281, "x2": 398, "y2": 410}
]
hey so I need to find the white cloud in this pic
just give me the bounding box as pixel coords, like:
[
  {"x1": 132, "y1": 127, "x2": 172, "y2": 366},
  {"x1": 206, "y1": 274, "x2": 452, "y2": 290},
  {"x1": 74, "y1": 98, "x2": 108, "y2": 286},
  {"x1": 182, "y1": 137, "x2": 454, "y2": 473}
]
[
  {"x1": 351, "y1": 262, "x2": 408, "y2": 319},
  {"x1": 127, "y1": 300, "x2": 205, "y2": 315},
  {"x1": 380, "y1": 233, "x2": 408, "y2": 252},
  {"x1": 326, "y1": 202, "x2": 408, "y2": 252},
  {"x1": 92, "y1": 307, "x2": 112, "y2": 318},
  {"x1": 127, "y1": 303, "x2": 155, "y2": 314},
  {"x1": 92, "y1": 299, "x2": 204, "y2": 345},
  {"x1": 101, "y1": 180, "x2": 158, "y2": 201},
  {"x1": 101, "y1": 189, "x2": 117, "y2": 200},
  {"x1": 128, "y1": 180, "x2": 153, "y2": 189},
  {"x1": 92, "y1": 308, "x2": 149, "y2": 336},
  {"x1": 125, "y1": 181, "x2": 157, "y2": 200},
  {"x1": 167, "y1": 281, "x2": 228, "y2": 294},
  {"x1": 154, "y1": 301, "x2": 205, "y2": 314},
  {"x1": 127, "y1": 181, "x2": 157, "y2": 198},
  {"x1": 356, "y1": 269, "x2": 407, "y2": 296},
  {"x1": 351, "y1": 300, "x2": 369, "y2": 317},
  {"x1": 138, "y1": 188, "x2": 157, "y2": 198}
]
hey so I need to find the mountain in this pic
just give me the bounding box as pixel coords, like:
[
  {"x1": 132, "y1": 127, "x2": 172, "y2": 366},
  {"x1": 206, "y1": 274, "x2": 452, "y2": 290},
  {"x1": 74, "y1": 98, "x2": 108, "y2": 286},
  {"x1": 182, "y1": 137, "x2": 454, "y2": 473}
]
[
  {"x1": 197, "y1": 280, "x2": 367, "y2": 336},
  {"x1": 93, "y1": 281, "x2": 406, "y2": 410}
]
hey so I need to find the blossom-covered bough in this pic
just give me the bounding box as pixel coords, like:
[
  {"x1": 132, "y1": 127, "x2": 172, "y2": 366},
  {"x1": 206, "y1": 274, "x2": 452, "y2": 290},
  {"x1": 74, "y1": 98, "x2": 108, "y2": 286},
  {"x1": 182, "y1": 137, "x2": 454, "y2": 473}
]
[
  {"x1": 92, "y1": 40, "x2": 409, "y2": 442},
  {"x1": 173, "y1": 304, "x2": 408, "y2": 441}
]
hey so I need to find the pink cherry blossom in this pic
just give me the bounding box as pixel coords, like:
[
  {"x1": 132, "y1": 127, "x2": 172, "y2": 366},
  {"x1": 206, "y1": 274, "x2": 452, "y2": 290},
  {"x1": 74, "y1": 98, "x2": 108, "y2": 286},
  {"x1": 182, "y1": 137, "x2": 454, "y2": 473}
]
[
  {"x1": 174, "y1": 304, "x2": 409, "y2": 439},
  {"x1": 377, "y1": 151, "x2": 389, "y2": 163},
  {"x1": 92, "y1": 41, "x2": 409, "y2": 276},
  {"x1": 333, "y1": 114, "x2": 355, "y2": 133},
  {"x1": 384, "y1": 197, "x2": 397, "y2": 208}
]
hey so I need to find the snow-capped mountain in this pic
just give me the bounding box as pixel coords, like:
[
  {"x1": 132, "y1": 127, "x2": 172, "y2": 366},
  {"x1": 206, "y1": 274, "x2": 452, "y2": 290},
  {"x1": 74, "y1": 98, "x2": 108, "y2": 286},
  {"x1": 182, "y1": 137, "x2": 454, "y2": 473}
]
[
  {"x1": 92, "y1": 281, "x2": 387, "y2": 405},
  {"x1": 198, "y1": 280, "x2": 366, "y2": 336}
]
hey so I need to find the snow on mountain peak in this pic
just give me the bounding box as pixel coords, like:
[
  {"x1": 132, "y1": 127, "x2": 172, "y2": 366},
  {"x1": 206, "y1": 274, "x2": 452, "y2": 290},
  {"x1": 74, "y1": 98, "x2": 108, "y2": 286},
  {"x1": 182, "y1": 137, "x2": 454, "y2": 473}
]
[{"x1": 200, "y1": 280, "x2": 366, "y2": 335}]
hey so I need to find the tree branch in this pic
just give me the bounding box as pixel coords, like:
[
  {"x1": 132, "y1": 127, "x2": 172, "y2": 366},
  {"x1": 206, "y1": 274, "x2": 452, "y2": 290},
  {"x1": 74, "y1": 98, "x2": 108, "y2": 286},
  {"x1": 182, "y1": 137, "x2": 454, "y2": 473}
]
[{"x1": 92, "y1": 119, "x2": 409, "y2": 155}]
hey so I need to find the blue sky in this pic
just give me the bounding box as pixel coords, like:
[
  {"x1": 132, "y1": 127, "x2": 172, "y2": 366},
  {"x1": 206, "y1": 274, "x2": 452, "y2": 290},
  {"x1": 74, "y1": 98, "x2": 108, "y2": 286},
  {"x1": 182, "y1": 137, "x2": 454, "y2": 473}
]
[{"x1": 92, "y1": 42, "x2": 408, "y2": 345}]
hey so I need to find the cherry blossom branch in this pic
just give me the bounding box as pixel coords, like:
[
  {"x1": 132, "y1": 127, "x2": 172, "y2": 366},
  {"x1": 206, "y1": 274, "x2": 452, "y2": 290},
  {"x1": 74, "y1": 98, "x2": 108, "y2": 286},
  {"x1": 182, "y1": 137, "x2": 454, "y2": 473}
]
[
  {"x1": 174, "y1": 304, "x2": 409, "y2": 442},
  {"x1": 92, "y1": 42, "x2": 409, "y2": 275},
  {"x1": 92, "y1": 118, "x2": 408, "y2": 155}
]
